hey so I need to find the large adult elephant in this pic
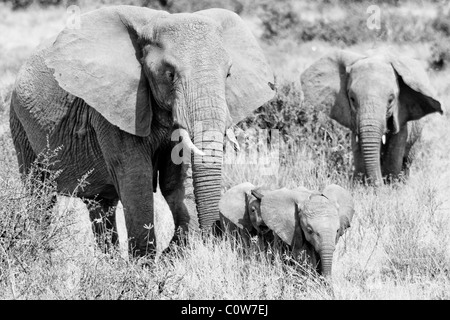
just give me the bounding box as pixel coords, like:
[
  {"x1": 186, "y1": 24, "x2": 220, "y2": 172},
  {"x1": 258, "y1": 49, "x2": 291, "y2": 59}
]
[
  {"x1": 9, "y1": 6, "x2": 274, "y2": 255},
  {"x1": 301, "y1": 50, "x2": 442, "y2": 185}
]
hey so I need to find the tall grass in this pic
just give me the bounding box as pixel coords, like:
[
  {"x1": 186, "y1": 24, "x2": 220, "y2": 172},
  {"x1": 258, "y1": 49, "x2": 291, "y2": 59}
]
[{"x1": 0, "y1": 1, "x2": 449, "y2": 300}]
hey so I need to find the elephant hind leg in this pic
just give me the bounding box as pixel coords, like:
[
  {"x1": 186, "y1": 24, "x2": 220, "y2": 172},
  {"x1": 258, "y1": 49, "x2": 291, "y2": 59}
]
[
  {"x1": 84, "y1": 197, "x2": 119, "y2": 252},
  {"x1": 10, "y1": 101, "x2": 58, "y2": 212},
  {"x1": 9, "y1": 100, "x2": 37, "y2": 176}
]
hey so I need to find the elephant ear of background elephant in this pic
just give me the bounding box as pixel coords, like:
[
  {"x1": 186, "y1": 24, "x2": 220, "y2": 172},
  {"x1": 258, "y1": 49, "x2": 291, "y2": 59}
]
[
  {"x1": 300, "y1": 50, "x2": 365, "y2": 129},
  {"x1": 219, "y1": 182, "x2": 256, "y2": 231},
  {"x1": 385, "y1": 53, "x2": 443, "y2": 124},
  {"x1": 321, "y1": 184, "x2": 355, "y2": 236},
  {"x1": 45, "y1": 6, "x2": 167, "y2": 137},
  {"x1": 195, "y1": 8, "x2": 275, "y2": 124},
  {"x1": 260, "y1": 189, "x2": 310, "y2": 249}
]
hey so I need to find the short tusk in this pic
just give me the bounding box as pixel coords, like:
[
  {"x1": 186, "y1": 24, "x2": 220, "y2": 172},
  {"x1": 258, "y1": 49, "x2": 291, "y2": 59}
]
[
  {"x1": 382, "y1": 134, "x2": 386, "y2": 145},
  {"x1": 355, "y1": 135, "x2": 359, "y2": 144},
  {"x1": 226, "y1": 128, "x2": 240, "y2": 151},
  {"x1": 179, "y1": 128, "x2": 205, "y2": 156}
]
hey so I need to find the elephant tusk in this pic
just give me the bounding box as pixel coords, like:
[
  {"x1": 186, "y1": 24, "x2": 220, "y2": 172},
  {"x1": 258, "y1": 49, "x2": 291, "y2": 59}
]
[
  {"x1": 355, "y1": 135, "x2": 359, "y2": 144},
  {"x1": 226, "y1": 128, "x2": 240, "y2": 151},
  {"x1": 382, "y1": 134, "x2": 386, "y2": 145},
  {"x1": 179, "y1": 128, "x2": 205, "y2": 156}
]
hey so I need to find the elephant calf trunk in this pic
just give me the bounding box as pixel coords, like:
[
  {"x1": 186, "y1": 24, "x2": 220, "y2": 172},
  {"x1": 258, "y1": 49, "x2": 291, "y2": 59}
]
[{"x1": 319, "y1": 244, "x2": 335, "y2": 280}]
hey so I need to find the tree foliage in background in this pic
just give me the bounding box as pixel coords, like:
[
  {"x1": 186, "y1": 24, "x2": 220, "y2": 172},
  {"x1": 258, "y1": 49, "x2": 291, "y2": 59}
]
[
  {"x1": 258, "y1": 0, "x2": 450, "y2": 47},
  {"x1": 237, "y1": 81, "x2": 353, "y2": 177}
]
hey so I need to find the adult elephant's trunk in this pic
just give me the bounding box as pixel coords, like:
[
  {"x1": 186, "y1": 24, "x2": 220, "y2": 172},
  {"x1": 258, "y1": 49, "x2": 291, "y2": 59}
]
[
  {"x1": 186, "y1": 91, "x2": 226, "y2": 231},
  {"x1": 192, "y1": 146, "x2": 223, "y2": 229},
  {"x1": 178, "y1": 124, "x2": 223, "y2": 231},
  {"x1": 359, "y1": 118, "x2": 384, "y2": 186}
]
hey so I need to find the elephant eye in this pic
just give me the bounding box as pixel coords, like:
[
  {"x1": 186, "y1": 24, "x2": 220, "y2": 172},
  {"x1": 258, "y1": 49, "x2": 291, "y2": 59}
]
[
  {"x1": 165, "y1": 70, "x2": 174, "y2": 82},
  {"x1": 388, "y1": 94, "x2": 395, "y2": 105},
  {"x1": 306, "y1": 227, "x2": 313, "y2": 234}
]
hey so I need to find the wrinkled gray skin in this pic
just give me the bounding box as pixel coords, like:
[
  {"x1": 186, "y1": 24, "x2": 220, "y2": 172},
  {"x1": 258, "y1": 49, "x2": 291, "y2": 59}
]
[
  {"x1": 9, "y1": 6, "x2": 274, "y2": 255},
  {"x1": 219, "y1": 183, "x2": 355, "y2": 280},
  {"x1": 301, "y1": 50, "x2": 442, "y2": 186},
  {"x1": 218, "y1": 182, "x2": 274, "y2": 247}
]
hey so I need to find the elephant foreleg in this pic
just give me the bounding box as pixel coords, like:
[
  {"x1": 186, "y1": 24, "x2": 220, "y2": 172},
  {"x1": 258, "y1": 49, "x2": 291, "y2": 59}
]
[
  {"x1": 115, "y1": 161, "x2": 155, "y2": 256},
  {"x1": 382, "y1": 125, "x2": 408, "y2": 181},
  {"x1": 92, "y1": 116, "x2": 156, "y2": 256},
  {"x1": 351, "y1": 133, "x2": 365, "y2": 181},
  {"x1": 403, "y1": 121, "x2": 423, "y2": 175},
  {"x1": 157, "y1": 141, "x2": 198, "y2": 235}
]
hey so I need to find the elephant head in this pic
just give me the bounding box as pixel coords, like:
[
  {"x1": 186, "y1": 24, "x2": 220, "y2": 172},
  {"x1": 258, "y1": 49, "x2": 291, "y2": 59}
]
[
  {"x1": 260, "y1": 185, "x2": 355, "y2": 279},
  {"x1": 45, "y1": 6, "x2": 274, "y2": 231},
  {"x1": 218, "y1": 182, "x2": 272, "y2": 236},
  {"x1": 301, "y1": 49, "x2": 442, "y2": 185}
]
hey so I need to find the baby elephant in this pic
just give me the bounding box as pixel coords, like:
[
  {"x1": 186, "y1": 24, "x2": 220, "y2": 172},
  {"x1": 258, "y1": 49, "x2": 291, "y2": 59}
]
[
  {"x1": 219, "y1": 182, "x2": 355, "y2": 279},
  {"x1": 218, "y1": 182, "x2": 274, "y2": 246}
]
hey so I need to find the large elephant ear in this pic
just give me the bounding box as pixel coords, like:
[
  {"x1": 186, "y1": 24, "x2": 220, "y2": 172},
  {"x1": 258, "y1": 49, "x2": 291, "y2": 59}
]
[
  {"x1": 322, "y1": 184, "x2": 355, "y2": 236},
  {"x1": 387, "y1": 53, "x2": 443, "y2": 124},
  {"x1": 195, "y1": 8, "x2": 275, "y2": 124},
  {"x1": 300, "y1": 50, "x2": 365, "y2": 129},
  {"x1": 219, "y1": 182, "x2": 256, "y2": 230},
  {"x1": 260, "y1": 189, "x2": 309, "y2": 249},
  {"x1": 45, "y1": 6, "x2": 168, "y2": 137}
]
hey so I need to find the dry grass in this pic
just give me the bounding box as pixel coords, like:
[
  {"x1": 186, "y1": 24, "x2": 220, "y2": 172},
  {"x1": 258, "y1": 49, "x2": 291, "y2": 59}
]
[{"x1": 0, "y1": 1, "x2": 449, "y2": 300}]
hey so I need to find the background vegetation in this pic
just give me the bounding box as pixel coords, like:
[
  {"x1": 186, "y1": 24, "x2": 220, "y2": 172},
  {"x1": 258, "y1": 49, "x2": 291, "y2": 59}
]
[{"x1": 0, "y1": 0, "x2": 449, "y2": 299}]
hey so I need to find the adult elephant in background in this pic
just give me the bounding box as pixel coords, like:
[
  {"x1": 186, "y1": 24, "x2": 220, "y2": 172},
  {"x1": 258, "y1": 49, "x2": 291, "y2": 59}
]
[
  {"x1": 301, "y1": 49, "x2": 442, "y2": 185},
  {"x1": 9, "y1": 6, "x2": 274, "y2": 255}
]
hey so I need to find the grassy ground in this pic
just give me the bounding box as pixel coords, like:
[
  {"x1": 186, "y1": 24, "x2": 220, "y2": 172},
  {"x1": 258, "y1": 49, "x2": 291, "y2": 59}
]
[{"x1": 0, "y1": 1, "x2": 449, "y2": 299}]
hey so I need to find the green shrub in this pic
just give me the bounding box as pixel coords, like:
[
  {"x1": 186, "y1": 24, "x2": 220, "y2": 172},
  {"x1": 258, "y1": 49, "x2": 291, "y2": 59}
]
[
  {"x1": 258, "y1": 0, "x2": 300, "y2": 40},
  {"x1": 258, "y1": 0, "x2": 449, "y2": 46},
  {"x1": 237, "y1": 81, "x2": 352, "y2": 178},
  {"x1": 432, "y1": 9, "x2": 450, "y2": 37},
  {"x1": 429, "y1": 40, "x2": 450, "y2": 71},
  {"x1": 0, "y1": 0, "x2": 65, "y2": 9},
  {"x1": 157, "y1": 0, "x2": 244, "y2": 14}
]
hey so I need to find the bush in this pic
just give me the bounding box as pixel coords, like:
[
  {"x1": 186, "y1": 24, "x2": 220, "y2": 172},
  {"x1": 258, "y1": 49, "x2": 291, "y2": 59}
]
[
  {"x1": 158, "y1": 0, "x2": 244, "y2": 14},
  {"x1": 429, "y1": 40, "x2": 450, "y2": 71},
  {"x1": 258, "y1": 0, "x2": 449, "y2": 46},
  {"x1": 432, "y1": 9, "x2": 450, "y2": 37},
  {"x1": 0, "y1": 144, "x2": 62, "y2": 265},
  {"x1": 237, "y1": 81, "x2": 352, "y2": 178},
  {"x1": 258, "y1": 0, "x2": 300, "y2": 40},
  {"x1": 0, "y1": 0, "x2": 65, "y2": 9}
]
